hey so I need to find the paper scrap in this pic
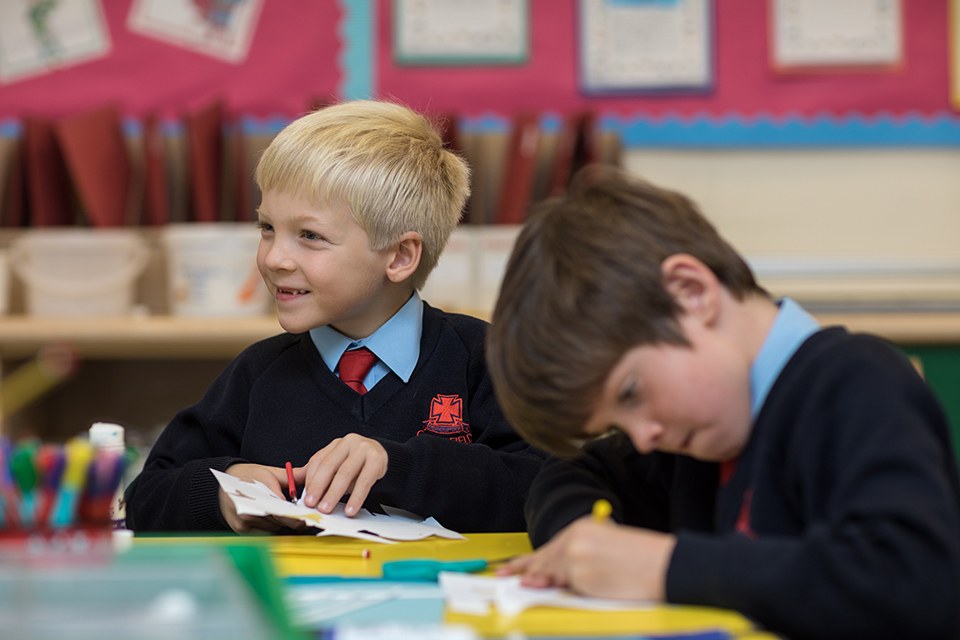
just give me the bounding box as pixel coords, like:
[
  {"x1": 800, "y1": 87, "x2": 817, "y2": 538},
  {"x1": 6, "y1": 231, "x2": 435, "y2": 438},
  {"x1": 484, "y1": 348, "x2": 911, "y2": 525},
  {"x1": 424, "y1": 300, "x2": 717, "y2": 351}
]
[
  {"x1": 438, "y1": 572, "x2": 651, "y2": 617},
  {"x1": 211, "y1": 469, "x2": 464, "y2": 543}
]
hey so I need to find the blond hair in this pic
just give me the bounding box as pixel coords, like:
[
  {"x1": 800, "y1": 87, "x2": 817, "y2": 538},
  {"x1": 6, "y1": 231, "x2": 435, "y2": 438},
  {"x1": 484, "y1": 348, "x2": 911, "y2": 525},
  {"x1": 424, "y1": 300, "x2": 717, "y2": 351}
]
[{"x1": 255, "y1": 100, "x2": 470, "y2": 289}]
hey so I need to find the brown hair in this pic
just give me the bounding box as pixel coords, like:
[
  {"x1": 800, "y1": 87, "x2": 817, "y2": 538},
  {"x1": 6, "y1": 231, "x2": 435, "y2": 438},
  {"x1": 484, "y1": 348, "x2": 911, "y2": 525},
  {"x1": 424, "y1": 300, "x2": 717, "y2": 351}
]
[{"x1": 486, "y1": 165, "x2": 767, "y2": 456}]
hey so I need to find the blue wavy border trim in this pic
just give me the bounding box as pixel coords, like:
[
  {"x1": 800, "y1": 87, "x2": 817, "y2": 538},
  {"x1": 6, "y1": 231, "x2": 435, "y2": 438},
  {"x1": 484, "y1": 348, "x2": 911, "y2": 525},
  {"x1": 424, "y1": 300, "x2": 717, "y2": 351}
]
[
  {"x1": 338, "y1": 0, "x2": 374, "y2": 100},
  {"x1": 6, "y1": 110, "x2": 960, "y2": 147},
  {"x1": 607, "y1": 112, "x2": 960, "y2": 147},
  {"x1": 458, "y1": 112, "x2": 960, "y2": 147}
]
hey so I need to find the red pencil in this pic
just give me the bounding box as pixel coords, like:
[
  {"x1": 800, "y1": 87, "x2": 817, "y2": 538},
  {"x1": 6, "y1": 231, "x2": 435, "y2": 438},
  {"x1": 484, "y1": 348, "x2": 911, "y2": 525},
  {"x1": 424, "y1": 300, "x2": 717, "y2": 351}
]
[{"x1": 285, "y1": 461, "x2": 297, "y2": 502}]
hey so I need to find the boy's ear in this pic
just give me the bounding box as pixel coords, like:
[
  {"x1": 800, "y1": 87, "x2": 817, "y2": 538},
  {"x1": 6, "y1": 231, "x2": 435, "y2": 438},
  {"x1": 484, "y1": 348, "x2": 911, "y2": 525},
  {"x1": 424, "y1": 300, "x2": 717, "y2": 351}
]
[
  {"x1": 386, "y1": 232, "x2": 423, "y2": 283},
  {"x1": 661, "y1": 254, "x2": 721, "y2": 324}
]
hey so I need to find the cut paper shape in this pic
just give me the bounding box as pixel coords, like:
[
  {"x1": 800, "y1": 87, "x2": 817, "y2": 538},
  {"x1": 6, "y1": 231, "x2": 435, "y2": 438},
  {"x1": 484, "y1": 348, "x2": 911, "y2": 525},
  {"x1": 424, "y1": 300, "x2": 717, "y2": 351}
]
[
  {"x1": 185, "y1": 100, "x2": 224, "y2": 222},
  {"x1": 22, "y1": 116, "x2": 73, "y2": 226},
  {"x1": 439, "y1": 572, "x2": 651, "y2": 617},
  {"x1": 211, "y1": 469, "x2": 464, "y2": 543},
  {"x1": 55, "y1": 104, "x2": 132, "y2": 227}
]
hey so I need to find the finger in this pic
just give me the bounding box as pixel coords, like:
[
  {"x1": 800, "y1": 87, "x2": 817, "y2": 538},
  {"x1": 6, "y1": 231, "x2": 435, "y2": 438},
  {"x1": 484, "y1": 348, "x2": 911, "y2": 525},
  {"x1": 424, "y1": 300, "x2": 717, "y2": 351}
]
[
  {"x1": 342, "y1": 463, "x2": 382, "y2": 516},
  {"x1": 519, "y1": 573, "x2": 557, "y2": 588},
  {"x1": 521, "y1": 546, "x2": 568, "y2": 587},
  {"x1": 303, "y1": 446, "x2": 350, "y2": 508},
  {"x1": 496, "y1": 553, "x2": 533, "y2": 576},
  {"x1": 317, "y1": 456, "x2": 366, "y2": 513},
  {"x1": 258, "y1": 473, "x2": 286, "y2": 500}
]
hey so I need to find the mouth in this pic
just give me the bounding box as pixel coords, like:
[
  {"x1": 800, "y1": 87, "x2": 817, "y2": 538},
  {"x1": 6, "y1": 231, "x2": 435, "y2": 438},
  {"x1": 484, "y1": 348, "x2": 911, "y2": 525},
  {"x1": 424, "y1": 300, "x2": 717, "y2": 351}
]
[
  {"x1": 679, "y1": 432, "x2": 693, "y2": 451},
  {"x1": 274, "y1": 287, "x2": 310, "y2": 302}
]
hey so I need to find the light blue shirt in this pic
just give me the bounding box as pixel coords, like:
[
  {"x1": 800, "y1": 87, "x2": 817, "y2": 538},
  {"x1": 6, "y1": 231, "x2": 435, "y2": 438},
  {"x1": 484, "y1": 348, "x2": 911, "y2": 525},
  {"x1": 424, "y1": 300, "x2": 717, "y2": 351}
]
[
  {"x1": 309, "y1": 291, "x2": 423, "y2": 390},
  {"x1": 749, "y1": 297, "x2": 820, "y2": 419}
]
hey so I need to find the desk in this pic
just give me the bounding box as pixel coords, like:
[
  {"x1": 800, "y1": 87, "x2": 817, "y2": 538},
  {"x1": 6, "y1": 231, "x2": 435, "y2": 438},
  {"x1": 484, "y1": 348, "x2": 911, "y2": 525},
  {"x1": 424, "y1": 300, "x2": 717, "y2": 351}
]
[{"x1": 135, "y1": 533, "x2": 777, "y2": 639}]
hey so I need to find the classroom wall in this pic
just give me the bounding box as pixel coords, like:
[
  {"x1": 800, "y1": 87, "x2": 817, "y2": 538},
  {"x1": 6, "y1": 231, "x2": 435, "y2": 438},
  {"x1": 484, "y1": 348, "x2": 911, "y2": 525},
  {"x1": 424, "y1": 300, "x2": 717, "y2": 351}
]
[
  {"x1": 1, "y1": 0, "x2": 958, "y2": 447},
  {"x1": 624, "y1": 147, "x2": 960, "y2": 310},
  {"x1": 1, "y1": 0, "x2": 956, "y2": 309}
]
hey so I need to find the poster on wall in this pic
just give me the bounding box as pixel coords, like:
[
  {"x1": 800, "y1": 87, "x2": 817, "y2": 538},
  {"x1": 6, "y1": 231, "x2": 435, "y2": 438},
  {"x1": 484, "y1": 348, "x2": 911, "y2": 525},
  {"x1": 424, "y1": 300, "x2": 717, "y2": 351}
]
[
  {"x1": 0, "y1": 0, "x2": 111, "y2": 84},
  {"x1": 577, "y1": 0, "x2": 714, "y2": 94},
  {"x1": 393, "y1": 0, "x2": 529, "y2": 65},
  {"x1": 953, "y1": 0, "x2": 960, "y2": 109},
  {"x1": 127, "y1": 0, "x2": 264, "y2": 63},
  {"x1": 770, "y1": 0, "x2": 903, "y2": 71}
]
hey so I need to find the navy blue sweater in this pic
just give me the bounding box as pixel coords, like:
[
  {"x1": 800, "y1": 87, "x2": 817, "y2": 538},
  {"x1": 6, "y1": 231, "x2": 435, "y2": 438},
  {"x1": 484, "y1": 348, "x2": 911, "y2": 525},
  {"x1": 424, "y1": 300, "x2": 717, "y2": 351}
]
[
  {"x1": 126, "y1": 304, "x2": 545, "y2": 533},
  {"x1": 526, "y1": 328, "x2": 960, "y2": 640}
]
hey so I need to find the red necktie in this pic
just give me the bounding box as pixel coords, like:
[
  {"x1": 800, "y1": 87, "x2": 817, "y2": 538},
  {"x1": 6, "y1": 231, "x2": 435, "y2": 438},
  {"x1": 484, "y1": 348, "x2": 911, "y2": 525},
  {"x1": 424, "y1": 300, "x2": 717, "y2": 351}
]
[{"x1": 338, "y1": 347, "x2": 377, "y2": 394}]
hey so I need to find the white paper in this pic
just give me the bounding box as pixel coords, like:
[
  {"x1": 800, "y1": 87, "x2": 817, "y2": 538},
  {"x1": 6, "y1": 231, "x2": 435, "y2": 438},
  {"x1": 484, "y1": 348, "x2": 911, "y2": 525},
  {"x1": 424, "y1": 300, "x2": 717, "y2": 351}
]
[
  {"x1": 394, "y1": 0, "x2": 528, "y2": 63},
  {"x1": 0, "y1": 0, "x2": 111, "y2": 83},
  {"x1": 127, "y1": 0, "x2": 263, "y2": 63},
  {"x1": 438, "y1": 572, "x2": 651, "y2": 617},
  {"x1": 579, "y1": 0, "x2": 713, "y2": 92},
  {"x1": 211, "y1": 469, "x2": 464, "y2": 543},
  {"x1": 771, "y1": 0, "x2": 902, "y2": 68}
]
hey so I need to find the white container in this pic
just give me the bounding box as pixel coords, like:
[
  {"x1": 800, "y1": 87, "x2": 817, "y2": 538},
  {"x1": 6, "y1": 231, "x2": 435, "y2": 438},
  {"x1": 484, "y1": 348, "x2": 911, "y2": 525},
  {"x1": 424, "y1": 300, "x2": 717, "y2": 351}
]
[
  {"x1": 474, "y1": 224, "x2": 523, "y2": 315},
  {"x1": 88, "y1": 421, "x2": 127, "y2": 531},
  {"x1": 9, "y1": 229, "x2": 148, "y2": 317},
  {"x1": 420, "y1": 226, "x2": 478, "y2": 312},
  {"x1": 161, "y1": 223, "x2": 269, "y2": 317}
]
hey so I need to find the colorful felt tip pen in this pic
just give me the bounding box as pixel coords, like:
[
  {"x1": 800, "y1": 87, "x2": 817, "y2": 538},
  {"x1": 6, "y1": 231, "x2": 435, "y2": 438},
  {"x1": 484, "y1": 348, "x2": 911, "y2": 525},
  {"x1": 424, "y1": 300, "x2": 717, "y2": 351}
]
[
  {"x1": 592, "y1": 498, "x2": 612, "y2": 523},
  {"x1": 50, "y1": 437, "x2": 94, "y2": 529},
  {"x1": 35, "y1": 444, "x2": 66, "y2": 529},
  {"x1": 0, "y1": 438, "x2": 22, "y2": 529},
  {"x1": 10, "y1": 441, "x2": 40, "y2": 528},
  {"x1": 285, "y1": 461, "x2": 297, "y2": 502}
]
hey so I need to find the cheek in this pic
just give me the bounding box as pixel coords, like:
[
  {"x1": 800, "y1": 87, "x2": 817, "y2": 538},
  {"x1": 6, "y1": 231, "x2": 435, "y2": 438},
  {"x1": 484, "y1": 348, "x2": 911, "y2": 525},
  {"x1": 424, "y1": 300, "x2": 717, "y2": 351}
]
[{"x1": 676, "y1": 353, "x2": 747, "y2": 425}]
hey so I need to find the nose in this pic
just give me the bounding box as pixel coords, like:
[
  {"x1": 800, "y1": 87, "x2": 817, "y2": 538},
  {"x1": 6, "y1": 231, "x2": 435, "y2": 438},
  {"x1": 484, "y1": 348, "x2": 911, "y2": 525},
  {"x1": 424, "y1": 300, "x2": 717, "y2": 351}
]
[
  {"x1": 624, "y1": 420, "x2": 664, "y2": 454},
  {"x1": 259, "y1": 237, "x2": 294, "y2": 271}
]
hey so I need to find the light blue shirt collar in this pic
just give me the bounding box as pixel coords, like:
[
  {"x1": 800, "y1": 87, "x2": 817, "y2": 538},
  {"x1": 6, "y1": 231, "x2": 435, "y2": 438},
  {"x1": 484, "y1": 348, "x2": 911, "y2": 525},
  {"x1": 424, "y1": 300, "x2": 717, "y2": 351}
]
[
  {"x1": 749, "y1": 297, "x2": 820, "y2": 419},
  {"x1": 309, "y1": 291, "x2": 423, "y2": 388}
]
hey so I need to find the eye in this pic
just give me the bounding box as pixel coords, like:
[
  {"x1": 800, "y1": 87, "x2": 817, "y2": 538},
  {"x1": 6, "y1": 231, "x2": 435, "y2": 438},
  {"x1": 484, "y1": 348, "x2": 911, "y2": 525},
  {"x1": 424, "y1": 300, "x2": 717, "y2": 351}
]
[
  {"x1": 616, "y1": 380, "x2": 642, "y2": 407},
  {"x1": 301, "y1": 229, "x2": 326, "y2": 242},
  {"x1": 257, "y1": 221, "x2": 274, "y2": 234}
]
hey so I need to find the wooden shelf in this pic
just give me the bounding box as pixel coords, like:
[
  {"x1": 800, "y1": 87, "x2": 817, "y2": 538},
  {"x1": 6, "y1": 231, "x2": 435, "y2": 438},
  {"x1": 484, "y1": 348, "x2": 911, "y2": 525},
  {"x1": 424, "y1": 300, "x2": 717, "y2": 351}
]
[
  {"x1": 0, "y1": 315, "x2": 283, "y2": 359},
  {"x1": 0, "y1": 311, "x2": 958, "y2": 362}
]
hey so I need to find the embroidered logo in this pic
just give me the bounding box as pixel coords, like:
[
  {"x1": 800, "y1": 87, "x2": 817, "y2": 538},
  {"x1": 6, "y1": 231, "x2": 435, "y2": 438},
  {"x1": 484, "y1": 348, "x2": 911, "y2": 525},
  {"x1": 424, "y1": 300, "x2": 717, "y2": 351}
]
[{"x1": 419, "y1": 394, "x2": 472, "y2": 443}]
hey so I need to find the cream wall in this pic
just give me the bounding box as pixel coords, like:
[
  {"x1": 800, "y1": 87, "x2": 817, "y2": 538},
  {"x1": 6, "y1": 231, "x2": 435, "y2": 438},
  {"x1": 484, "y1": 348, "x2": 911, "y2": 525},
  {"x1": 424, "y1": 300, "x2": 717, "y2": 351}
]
[{"x1": 623, "y1": 149, "x2": 960, "y2": 311}]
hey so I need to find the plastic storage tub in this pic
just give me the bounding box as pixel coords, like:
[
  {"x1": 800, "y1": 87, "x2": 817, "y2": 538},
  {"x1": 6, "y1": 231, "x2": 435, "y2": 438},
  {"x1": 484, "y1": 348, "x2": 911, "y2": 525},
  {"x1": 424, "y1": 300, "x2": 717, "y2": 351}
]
[
  {"x1": 161, "y1": 223, "x2": 269, "y2": 317},
  {"x1": 9, "y1": 228, "x2": 148, "y2": 317}
]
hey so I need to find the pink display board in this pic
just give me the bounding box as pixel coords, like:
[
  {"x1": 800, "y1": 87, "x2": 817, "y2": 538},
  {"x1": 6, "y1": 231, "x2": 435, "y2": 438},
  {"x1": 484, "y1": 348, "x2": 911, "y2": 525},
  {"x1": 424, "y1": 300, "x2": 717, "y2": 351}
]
[
  {"x1": 378, "y1": 0, "x2": 952, "y2": 118},
  {"x1": 0, "y1": 1, "x2": 342, "y2": 120},
  {"x1": 0, "y1": 0, "x2": 952, "y2": 122}
]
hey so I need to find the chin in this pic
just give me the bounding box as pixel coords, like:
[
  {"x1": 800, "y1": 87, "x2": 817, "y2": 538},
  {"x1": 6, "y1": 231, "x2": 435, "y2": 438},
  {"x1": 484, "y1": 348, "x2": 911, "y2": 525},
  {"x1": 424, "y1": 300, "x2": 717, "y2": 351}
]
[{"x1": 276, "y1": 315, "x2": 315, "y2": 335}]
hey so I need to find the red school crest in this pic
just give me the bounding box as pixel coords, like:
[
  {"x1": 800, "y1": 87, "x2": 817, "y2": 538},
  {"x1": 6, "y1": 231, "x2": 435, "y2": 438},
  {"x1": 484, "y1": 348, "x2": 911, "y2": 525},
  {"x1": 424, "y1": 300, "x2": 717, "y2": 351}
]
[{"x1": 419, "y1": 394, "x2": 472, "y2": 443}]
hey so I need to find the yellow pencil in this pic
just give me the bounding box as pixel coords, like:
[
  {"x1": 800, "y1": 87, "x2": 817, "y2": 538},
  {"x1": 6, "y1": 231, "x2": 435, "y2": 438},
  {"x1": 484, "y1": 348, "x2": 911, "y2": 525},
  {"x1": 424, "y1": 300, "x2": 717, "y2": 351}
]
[
  {"x1": 273, "y1": 545, "x2": 372, "y2": 559},
  {"x1": 0, "y1": 343, "x2": 78, "y2": 424},
  {"x1": 592, "y1": 498, "x2": 612, "y2": 522}
]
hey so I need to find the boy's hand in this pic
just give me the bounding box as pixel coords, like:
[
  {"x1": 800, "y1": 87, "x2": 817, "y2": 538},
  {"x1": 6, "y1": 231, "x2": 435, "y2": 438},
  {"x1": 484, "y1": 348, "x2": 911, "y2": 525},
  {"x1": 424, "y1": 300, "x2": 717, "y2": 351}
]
[
  {"x1": 219, "y1": 463, "x2": 306, "y2": 533},
  {"x1": 295, "y1": 434, "x2": 388, "y2": 517},
  {"x1": 497, "y1": 517, "x2": 677, "y2": 601}
]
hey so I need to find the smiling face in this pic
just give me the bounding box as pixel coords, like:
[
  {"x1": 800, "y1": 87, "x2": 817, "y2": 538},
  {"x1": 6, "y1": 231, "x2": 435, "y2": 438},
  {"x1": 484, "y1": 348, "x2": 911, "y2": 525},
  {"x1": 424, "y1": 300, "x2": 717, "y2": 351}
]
[
  {"x1": 584, "y1": 314, "x2": 754, "y2": 463},
  {"x1": 256, "y1": 189, "x2": 404, "y2": 338}
]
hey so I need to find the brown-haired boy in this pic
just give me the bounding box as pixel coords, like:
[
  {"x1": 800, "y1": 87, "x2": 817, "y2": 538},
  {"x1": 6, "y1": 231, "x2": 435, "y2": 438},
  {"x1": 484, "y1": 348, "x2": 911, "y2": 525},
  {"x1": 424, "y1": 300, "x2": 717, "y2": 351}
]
[{"x1": 486, "y1": 166, "x2": 960, "y2": 639}]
